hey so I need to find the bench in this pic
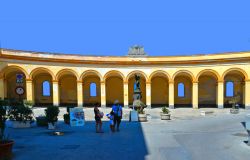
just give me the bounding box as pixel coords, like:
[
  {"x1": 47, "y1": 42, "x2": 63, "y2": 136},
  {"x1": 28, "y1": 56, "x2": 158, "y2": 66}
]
[{"x1": 200, "y1": 110, "x2": 214, "y2": 116}]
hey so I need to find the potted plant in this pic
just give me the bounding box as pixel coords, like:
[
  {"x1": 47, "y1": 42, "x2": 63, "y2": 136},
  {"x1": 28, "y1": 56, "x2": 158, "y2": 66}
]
[
  {"x1": 63, "y1": 113, "x2": 70, "y2": 124},
  {"x1": 45, "y1": 106, "x2": 60, "y2": 129},
  {"x1": 36, "y1": 115, "x2": 48, "y2": 127},
  {"x1": 134, "y1": 100, "x2": 147, "y2": 122},
  {"x1": 23, "y1": 100, "x2": 34, "y2": 108},
  {"x1": 161, "y1": 106, "x2": 171, "y2": 120},
  {"x1": 8, "y1": 104, "x2": 34, "y2": 128},
  {"x1": 0, "y1": 99, "x2": 14, "y2": 159},
  {"x1": 229, "y1": 94, "x2": 240, "y2": 114}
]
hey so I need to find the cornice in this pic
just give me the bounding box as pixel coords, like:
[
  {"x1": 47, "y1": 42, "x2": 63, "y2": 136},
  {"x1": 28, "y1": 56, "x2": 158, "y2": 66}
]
[{"x1": 1, "y1": 48, "x2": 250, "y2": 66}]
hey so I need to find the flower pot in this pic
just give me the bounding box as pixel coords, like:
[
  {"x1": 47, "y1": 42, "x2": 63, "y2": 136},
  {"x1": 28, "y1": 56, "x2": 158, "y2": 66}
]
[
  {"x1": 0, "y1": 140, "x2": 14, "y2": 159},
  {"x1": 230, "y1": 108, "x2": 239, "y2": 114},
  {"x1": 138, "y1": 114, "x2": 147, "y2": 122},
  {"x1": 48, "y1": 122, "x2": 56, "y2": 130},
  {"x1": 12, "y1": 121, "x2": 31, "y2": 128},
  {"x1": 161, "y1": 113, "x2": 171, "y2": 120}
]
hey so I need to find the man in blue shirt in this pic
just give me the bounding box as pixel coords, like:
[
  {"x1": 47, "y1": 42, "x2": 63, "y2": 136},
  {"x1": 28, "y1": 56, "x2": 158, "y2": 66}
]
[{"x1": 112, "y1": 100, "x2": 123, "y2": 132}]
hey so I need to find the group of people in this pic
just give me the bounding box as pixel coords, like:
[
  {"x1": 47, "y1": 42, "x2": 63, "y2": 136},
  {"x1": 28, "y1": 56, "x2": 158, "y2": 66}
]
[{"x1": 94, "y1": 100, "x2": 122, "y2": 133}]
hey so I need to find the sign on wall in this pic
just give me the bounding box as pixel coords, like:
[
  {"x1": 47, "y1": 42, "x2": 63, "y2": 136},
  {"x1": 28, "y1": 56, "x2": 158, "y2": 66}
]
[
  {"x1": 70, "y1": 107, "x2": 85, "y2": 126},
  {"x1": 16, "y1": 74, "x2": 24, "y2": 84}
]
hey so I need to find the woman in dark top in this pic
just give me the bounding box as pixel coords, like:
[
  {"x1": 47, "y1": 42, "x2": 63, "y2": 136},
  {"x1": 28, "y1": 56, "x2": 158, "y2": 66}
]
[{"x1": 94, "y1": 104, "x2": 103, "y2": 133}]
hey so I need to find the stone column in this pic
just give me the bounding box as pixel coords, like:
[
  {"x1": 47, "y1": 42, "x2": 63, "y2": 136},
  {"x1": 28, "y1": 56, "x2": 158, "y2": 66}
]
[
  {"x1": 192, "y1": 81, "x2": 199, "y2": 109},
  {"x1": 123, "y1": 81, "x2": 129, "y2": 108},
  {"x1": 0, "y1": 77, "x2": 4, "y2": 99},
  {"x1": 100, "y1": 81, "x2": 106, "y2": 108},
  {"x1": 52, "y1": 80, "x2": 59, "y2": 106},
  {"x1": 77, "y1": 81, "x2": 83, "y2": 107},
  {"x1": 217, "y1": 80, "x2": 224, "y2": 109},
  {"x1": 245, "y1": 80, "x2": 250, "y2": 109},
  {"x1": 169, "y1": 81, "x2": 174, "y2": 109},
  {"x1": 26, "y1": 79, "x2": 33, "y2": 101},
  {"x1": 146, "y1": 81, "x2": 151, "y2": 109}
]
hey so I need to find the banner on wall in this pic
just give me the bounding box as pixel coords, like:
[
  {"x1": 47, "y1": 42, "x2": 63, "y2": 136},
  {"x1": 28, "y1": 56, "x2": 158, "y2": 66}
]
[{"x1": 69, "y1": 107, "x2": 85, "y2": 126}]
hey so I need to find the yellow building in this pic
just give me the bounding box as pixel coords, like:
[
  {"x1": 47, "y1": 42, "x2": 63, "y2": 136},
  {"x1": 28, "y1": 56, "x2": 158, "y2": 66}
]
[{"x1": 1, "y1": 47, "x2": 250, "y2": 109}]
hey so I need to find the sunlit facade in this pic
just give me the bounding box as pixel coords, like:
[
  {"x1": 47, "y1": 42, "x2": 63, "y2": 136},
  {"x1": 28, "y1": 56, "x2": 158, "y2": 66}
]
[{"x1": 1, "y1": 48, "x2": 250, "y2": 109}]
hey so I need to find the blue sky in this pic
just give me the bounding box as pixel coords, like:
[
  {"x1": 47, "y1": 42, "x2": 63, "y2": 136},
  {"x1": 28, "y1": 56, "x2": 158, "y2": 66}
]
[{"x1": 0, "y1": 0, "x2": 250, "y2": 56}]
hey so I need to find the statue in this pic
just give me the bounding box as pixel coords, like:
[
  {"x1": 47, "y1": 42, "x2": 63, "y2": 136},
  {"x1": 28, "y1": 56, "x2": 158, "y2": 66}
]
[{"x1": 132, "y1": 74, "x2": 146, "y2": 112}]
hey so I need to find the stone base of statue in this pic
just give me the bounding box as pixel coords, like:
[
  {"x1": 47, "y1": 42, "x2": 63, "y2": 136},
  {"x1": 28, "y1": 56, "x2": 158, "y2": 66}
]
[{"x1": 130, "y1": 110, "x2": 138, "y2": 122}]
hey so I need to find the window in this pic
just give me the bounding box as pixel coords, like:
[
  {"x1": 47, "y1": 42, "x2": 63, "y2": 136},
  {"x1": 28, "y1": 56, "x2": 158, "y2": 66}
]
[
  {"x1": 226, "y1": 81, "x2": 234, "y2": 97},
  {"x1": 42, "y1": 81, "x2": 50, "y2": 96},
  {"x1": 178, "y1": 83, "x2": 185, "y2": 97},
  {"x1": 90, "y1": 83, "x2": 97, "y2": 97}
]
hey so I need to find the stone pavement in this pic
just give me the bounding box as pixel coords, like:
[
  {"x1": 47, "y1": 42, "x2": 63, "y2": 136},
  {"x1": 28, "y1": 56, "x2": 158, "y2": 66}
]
[{"x1": 5, "y1": 108, "x2": 250, "y2": 160}]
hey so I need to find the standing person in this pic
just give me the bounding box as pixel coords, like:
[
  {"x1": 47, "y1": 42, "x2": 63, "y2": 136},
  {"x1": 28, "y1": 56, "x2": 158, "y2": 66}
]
[
  {"x1": 112, "y1": 100, "x2": 123, "y2": 132},
  {"x1": 106, "y1": 111, "x2": 115, "y2": 132},
  {"x1": 94, "y1": 103, "x2": 104, "y2": 133}
]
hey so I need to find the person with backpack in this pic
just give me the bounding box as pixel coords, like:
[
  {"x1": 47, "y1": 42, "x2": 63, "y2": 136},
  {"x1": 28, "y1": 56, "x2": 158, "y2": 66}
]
[{"x1": 112, "y1": 100, "x2": 123, "y2": 132}]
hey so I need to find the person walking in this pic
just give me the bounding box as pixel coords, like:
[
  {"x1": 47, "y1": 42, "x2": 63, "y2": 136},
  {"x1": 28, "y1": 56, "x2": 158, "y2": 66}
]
[
  {"x1": 94, "y1": 103, "x2": 104, "y2": 133},
  {"x1": 112, "y1": 100, "x2": 123, "y2": 132}
]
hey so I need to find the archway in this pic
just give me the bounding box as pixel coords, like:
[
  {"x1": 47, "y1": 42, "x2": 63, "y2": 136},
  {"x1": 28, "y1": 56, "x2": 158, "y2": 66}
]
[
  {"x1": 105, "y1": 71, "x2": 124, "y2": 107},
  {"x1": 127, "y1": 71, "x2": 147, "y2": 106},
  {"x1": 150, "y1": 72, "x2": 169, "y2": 107},
  {"x1": 58, "y1": 70, "x2": 77, "y2": 106},
  {"x1": 223, "y1": 70, "x2": 245, "y2": 108},
  {"x1": 3, "y1": 66, "x2": 27, "y2": 103},
  {"x1": 31, "y1": 68, "x2": 53, "y2": 106},
  {"x1": 173, "y1": 71, "x2": 193, "y2": 108},
  {"x1": 82, "y1": 71, "x2": 101, "y2": 107},
  {"x1": 197, "y1": 71, "x2": 218, "y2": 108}
]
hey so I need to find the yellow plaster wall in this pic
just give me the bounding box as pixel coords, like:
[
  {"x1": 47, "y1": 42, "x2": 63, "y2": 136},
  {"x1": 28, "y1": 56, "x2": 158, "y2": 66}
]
[
  {"x1": 224, "y1": 74, "x2": 244, "y2": 106},
  {"x1": 33, "y1": 74, "x2": 53, "y2": 105},
  {"x1": 59, "y1": 75, "x2": 77, "y2": 105},
  {"x1": 198, "y1": 76, "x2": 217, "y2": 106},
  {"x1": 174, "y1": 76, "x2": 192, "y2": 106},
  {"x1": 83, "y1": 76, "x2": 101, "y2": 106},
  {"x1": 151, "y1": 76, "x2": 168, "y2": 105},
  {"x1": 106, "y1": 77, "x2": 124, "y2": 106},
  {"x1": 6, "y1": 71, "x2": 27, "y2": 101}
]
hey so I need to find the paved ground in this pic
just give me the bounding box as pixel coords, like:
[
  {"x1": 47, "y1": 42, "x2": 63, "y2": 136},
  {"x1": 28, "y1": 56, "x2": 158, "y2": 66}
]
[{"x1": 5, "y1": 108, "x2": 250, "y2": 160}]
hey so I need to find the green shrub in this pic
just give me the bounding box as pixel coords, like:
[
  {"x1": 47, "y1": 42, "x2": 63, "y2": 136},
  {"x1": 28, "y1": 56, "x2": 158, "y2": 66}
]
[
  {"x1": 45, "y1": 106, "x2": 60, "y2": 125},
  {"x1": 8, "y1": 104, "x2": 34, "y2": 123},
  {"x1": 0, "y1": 99, "x2": 8, "y2": 142},
  {"x1": 23, "y1": 100, "x2": 34, "y2": 108},
  {"x1": 162, "y1": 106, "x2": 170, "y2": 114}
]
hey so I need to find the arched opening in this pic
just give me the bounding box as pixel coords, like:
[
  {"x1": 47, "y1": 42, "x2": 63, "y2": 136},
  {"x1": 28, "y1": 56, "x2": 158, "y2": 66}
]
[
  {"x1": 224, "y1": 70, "x2": 245, "y2": 108},
  {"x1": 33, "y1": 71, "x2": 53, "y2": 106},
  {"x1": 58, "y1": 71, "x2": 77, "y2": 106},
  {"x1": 4, "y1": 68, "x2": 27, "y2": 103},
  {"x1": 174, "y1": 72, "x2": 193, "y2": 108},
  {"x1": 198, "y1": 72, "x2": 217, "y2": 108},
  {"x1": 105, "y1": 71, "x2": 124, "y2": 107},
  {"x1": 128, "y1": 72, "x2": 146, "y2": 107},
  {"x1": 82, "y1": 73, "x2": 101, "y2": 107},
  {"x1": 151, "y1": 72, "x2": 169, "y2": 108}
]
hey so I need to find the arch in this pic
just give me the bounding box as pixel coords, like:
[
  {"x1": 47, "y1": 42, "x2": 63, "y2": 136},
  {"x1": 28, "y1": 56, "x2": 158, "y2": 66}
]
[
  {"x1": 104, "y1": 70, "x2": 125, "y2": 81},
  {"x1": 149, "y1": 70, "x2": 171, "y2": 82},
  {"x1": 0, "y1": 65, "x2": 29, "y2": 78},
  {"x1": 126, "y1": 70, "x2": 148, "y2": 82},
  {"x1": 30, "y1": 67, "x2": 55, "y2": 80},
  {"x1": 222, "y1": 68, "x2": 248, "y2": 80},
  {"x1": 172, "y1": 70, "x2": 195, "y2": 81},
  {"x1": 80, "y1": 69, "x2": 102, "y2": 81},
  {"x1": 56, "y1": 68, "x2": 79, "y2": 80},
  {"x1": 196, "y1": 69, "x2": 221, "y2": 81}
]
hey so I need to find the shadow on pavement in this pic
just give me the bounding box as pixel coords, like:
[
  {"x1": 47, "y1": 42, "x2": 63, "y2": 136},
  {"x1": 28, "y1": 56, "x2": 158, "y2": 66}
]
[{"x1": 6, "y1": 120, "x2": 149, "y2": 160}]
